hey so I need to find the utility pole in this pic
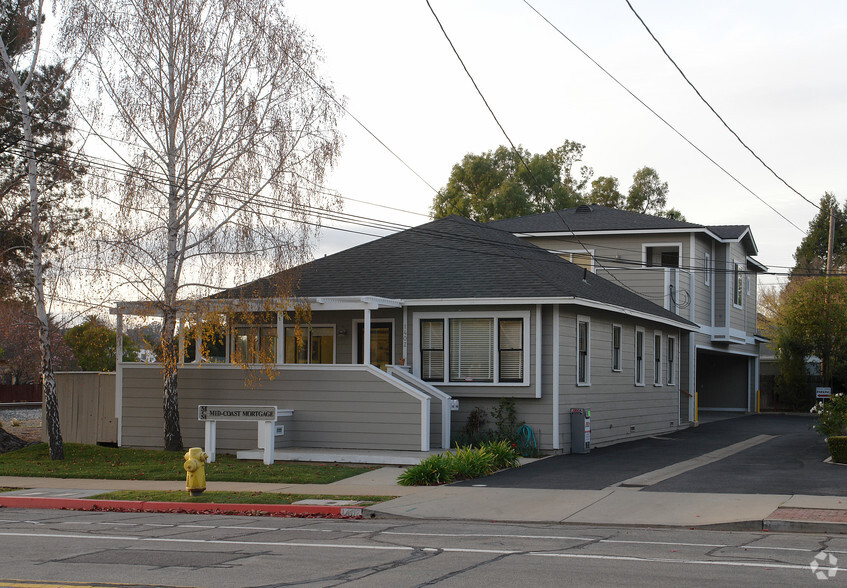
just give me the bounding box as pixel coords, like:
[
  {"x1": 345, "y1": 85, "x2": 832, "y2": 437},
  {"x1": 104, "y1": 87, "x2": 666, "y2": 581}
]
[{"x1": 827, "y1": 206, "x2": 835, "y2": 275}]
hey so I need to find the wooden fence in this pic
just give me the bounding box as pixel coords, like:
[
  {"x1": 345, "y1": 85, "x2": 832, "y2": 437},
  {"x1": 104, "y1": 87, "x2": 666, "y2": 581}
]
[
  {"x1": 0, "y1": 384, "x2": 41, "y2": 403},
  {"x1": 42, "y1": 372, "x2": 117, "y2": 445}
]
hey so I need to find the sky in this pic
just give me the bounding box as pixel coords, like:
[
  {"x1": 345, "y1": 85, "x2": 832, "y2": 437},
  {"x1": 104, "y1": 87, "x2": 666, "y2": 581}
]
[{"x1": 282, "y1": 0, "x2": 847, "y2": 291}]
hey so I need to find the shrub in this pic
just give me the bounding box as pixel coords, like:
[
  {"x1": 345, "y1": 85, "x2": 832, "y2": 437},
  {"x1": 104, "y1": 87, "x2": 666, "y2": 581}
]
[
  {"x1": 452, "y1": 445, "x2": 495, "y2": 479},
  {"x1": 482, "y1": 439, "x2": 520, "y2": 470},
  {"x1": 811, "y1": 393, "x2": 847, "y2": 438},
  {"x1": 491, "y1": 397, "x2": 523, "y2": 441},
  {"x1": 397, "y1": 443, "x2": 522, "y2": 486},
  {"x1": 827, "y1": 436, "x2": 847, "y2": 464},
  {"x1": 397, "y1": 453, "x2": 456, "y2": 486}
]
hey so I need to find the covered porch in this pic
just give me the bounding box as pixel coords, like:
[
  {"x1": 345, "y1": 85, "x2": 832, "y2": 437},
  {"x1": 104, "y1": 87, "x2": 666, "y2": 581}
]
[{"x1": 111, "y1": 296, "x2": 453, "y2": 458}]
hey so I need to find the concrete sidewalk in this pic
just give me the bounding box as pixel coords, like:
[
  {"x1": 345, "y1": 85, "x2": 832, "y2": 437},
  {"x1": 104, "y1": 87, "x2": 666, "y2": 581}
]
[{"x1": 3, "y1": 465, "x2": 847, "y2": 533}]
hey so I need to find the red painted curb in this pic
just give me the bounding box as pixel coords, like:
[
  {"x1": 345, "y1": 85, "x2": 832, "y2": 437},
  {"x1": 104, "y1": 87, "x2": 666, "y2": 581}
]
[{"x1": 0, "y1": 496, "x2": 363, "y2": 518}]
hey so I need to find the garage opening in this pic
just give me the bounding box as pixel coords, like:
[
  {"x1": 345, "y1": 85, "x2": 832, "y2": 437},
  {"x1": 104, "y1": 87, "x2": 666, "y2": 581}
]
[{"x1": 696, "y1": 350, "x2": 749, "y2": 411}]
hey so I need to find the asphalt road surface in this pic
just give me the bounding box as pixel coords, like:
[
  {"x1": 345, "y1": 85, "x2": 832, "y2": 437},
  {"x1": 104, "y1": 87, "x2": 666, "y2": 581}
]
[
  {"x1": 0, "y1": 508, "x2": 843, "y2": 587},
  {"x1": 455, "y1": 414, "x2": 847, "y2": 495}
]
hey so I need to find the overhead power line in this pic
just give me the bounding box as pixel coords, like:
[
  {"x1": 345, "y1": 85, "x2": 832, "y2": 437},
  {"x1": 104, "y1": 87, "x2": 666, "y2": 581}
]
[
  {"x1": 624, "y1": 0, "x2": 819, "y2": 210},
  {"x1": 522, "y1": 0, "x2": 807, "y2": 234}
]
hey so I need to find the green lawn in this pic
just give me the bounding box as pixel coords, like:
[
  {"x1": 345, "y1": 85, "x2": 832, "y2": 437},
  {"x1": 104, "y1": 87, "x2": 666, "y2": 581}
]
[
  {"x1": 86, "y1": 490, "x2": 393, "y2": 506},
  {"x1": 0, "y1": 443, "x2": 375, "y2": 484}
]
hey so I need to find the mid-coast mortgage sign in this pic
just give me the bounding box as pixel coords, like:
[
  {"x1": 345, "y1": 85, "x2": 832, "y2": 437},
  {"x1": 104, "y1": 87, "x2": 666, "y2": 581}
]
[{"x1": 197, "y1": 405, "x2": 277, "y2": 422}]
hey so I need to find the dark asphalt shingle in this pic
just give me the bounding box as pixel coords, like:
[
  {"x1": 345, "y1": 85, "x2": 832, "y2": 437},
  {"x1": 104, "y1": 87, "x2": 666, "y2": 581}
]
[{"x1": 214, "y1": 215, "x2": 694, "y2": 327}]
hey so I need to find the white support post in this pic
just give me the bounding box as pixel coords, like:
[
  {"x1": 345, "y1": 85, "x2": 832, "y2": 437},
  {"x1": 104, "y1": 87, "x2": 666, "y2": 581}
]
[
  {"x1": 276, "y1": 312, "x2": 285, "y2": 365},
  {"x1": 363, "y1": 307, "x2": 371, "y2": 366},
  {"x1": 263, "y1": 421, "x2": 275, "y2": 465},
  {"x1": 205, "y1": 420, "x2": 217, "y2": 463},
  {"x1": 178, "y1": 317, "x2": 185, "y2": 365},
  {"x1": 195, "y1": 322, "x2": 202, "y2": 363},
  {"x1": 402, "y1": 306, "x2": 408, "y2": 365},
  {"x1": 115, "y1": 313, "x2": 124, "y2": 447},
  {"x1": 225, "y1": 316, "x2": 231, "y2": 363}
]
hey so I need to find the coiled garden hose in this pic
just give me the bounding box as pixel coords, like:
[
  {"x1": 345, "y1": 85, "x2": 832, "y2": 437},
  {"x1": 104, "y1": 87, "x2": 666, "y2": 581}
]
[{"x1": 516, "y1": 424, "x2": 538, "y2": 457}]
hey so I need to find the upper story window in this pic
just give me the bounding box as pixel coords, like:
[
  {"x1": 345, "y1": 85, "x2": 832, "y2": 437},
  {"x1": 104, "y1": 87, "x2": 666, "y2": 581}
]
[
  {"x1": 645, "y1": 245, "x2": 681, "y2": 268},
  {"x1": 560, "y1": 250, "x2": 594, "y2": 272},
  {"x1": 733, "y1": 262, "x2": 744, "y2": 307}
]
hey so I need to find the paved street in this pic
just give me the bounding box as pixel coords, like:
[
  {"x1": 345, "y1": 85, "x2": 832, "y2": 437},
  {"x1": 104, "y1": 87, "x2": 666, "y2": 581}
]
[
  {"x1": 455, "y1": 414, "x2": 846, "y2": 495},
  {"x1": 0, "y1": 508, "x2": 843, "y2": 587}
]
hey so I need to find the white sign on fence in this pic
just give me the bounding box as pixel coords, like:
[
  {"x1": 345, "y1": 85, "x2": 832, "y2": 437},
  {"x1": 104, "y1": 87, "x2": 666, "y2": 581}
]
[{"x1": 816, "y1": 387, "x2": 832, "y2": 399}]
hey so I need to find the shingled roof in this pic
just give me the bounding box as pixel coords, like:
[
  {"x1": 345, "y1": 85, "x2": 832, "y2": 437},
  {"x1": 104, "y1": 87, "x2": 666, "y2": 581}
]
[
  {"x1": 487, "y1": 204, "x2": 703, "y2": 233},
  {"x1": 214, "y1": 215, "x2": 695, "y2": 328}
]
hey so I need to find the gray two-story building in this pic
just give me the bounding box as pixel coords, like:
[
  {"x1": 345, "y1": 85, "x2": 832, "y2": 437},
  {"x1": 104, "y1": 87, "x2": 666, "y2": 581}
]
[{"x1": 490, "y1": 204, "x2": 767, "y2": 421}]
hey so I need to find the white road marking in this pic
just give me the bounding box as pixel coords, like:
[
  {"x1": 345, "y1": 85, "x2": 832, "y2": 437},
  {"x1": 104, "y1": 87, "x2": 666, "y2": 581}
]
[{"x1": 0, "y1": 530, "x2": 839, "y2": 573}]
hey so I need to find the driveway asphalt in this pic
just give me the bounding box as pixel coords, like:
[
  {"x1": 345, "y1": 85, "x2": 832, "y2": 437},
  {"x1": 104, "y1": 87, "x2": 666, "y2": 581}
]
[{"x1": 453, "y1": 413, "x2": 847, "y2": 496}]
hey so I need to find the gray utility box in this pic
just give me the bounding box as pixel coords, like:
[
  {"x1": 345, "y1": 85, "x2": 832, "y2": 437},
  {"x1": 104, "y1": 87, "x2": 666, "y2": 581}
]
[{"x1": 570, "y1": 408, "x2": 591, "y2": 454}]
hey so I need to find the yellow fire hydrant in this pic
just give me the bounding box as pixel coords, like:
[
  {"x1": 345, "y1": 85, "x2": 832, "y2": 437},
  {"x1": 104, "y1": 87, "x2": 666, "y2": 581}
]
[{"x1": 183, "y1": 447, "x2": 208, "y2": 496}]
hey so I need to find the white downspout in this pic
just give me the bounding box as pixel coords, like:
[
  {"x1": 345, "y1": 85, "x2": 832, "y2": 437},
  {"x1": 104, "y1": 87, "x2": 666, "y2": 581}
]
[
  {"x1": 553, "y1": 304, "x2": 560, "y2": 450},
  {"x1": 535, "y1": 304, "x2": 542, "y2": 398}
]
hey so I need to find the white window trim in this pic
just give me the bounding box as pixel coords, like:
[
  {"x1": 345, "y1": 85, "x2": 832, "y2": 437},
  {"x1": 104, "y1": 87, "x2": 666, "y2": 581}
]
[
  {"x1": 653, "y1": 331, "x2": 663, "y2": 387},
  {"x1": 282, "y1": 323, "x2": 337, "y2": 365},
  {"x1": 558, "y1": 249, "x2": 595, "y2": 272},
  {"x1": 732, "y1": 260, "x2": 744, "y2": 309},
  {"x1": 577, "y1": 315, "x2": 591, "y2": 386},
  {"x1": 641, "y1": 242, "x2": 683, "y2": 268},
  {"x1": 704, "y1": 252, "x2": 711, "y2": 287},
  {"x1": 412, "y1": 310, "x2": 531, "y2": 386},
  {"x1": 635, "y1": 326, "x2": 645, "y2": 387},
  {"x1": 667, "y1": 335, "x2": 677, "y2": 387},
  {"x1": 352, "y1": 318, "x2": 395, "y2": 366},
  {"x1": 611, "y1": 323, "x2": 623, "y2": 373}
]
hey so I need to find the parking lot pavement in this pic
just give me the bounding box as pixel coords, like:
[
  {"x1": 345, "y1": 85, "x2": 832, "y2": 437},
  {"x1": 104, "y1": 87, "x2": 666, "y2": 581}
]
[{"x1": 455, "y1": 414, "x2": 847, "y2": 495}]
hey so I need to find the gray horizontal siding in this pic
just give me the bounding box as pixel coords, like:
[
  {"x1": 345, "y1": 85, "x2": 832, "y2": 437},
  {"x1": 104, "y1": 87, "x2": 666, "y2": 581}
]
[{"x1": 121, "y1": 364, "x2": 425, "y2": 452}]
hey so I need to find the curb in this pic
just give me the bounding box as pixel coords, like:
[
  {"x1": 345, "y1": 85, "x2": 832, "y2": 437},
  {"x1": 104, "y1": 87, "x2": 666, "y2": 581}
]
[{"x1": 0, "y1": 495, "x2": 365, "y2": 518}]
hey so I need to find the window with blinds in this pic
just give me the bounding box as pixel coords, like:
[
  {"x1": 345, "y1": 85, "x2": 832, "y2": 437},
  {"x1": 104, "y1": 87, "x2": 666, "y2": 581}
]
[
  {"x1": 498, "y1": 318, "x2": 523, "y2": 382},
  {"x1": 420, "y1": 319, "x2": 444, "y2": 382},
  {"x1": 449, "y1": 318, "x2": 494, "y2": 382}
]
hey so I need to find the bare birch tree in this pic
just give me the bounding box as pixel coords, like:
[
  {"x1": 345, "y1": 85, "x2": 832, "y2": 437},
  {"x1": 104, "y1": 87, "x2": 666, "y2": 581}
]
[
  {"x1": 0, "y1": 0, "x2": 86, "y2": 459},
  {"x1": 62, "y1": 0, "x2": 343, "y2": 450}
]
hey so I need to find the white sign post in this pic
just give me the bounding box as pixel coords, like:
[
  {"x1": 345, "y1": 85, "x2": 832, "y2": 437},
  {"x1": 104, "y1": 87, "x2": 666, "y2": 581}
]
[{"x1": 198, "y1": 405, "x2": 282, "y2": 465}]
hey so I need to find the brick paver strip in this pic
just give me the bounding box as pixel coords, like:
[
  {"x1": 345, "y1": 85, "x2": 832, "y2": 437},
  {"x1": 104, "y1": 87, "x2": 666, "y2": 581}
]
[{"x1": 768, "y1": 508, "x2": 847, "y2": 522}]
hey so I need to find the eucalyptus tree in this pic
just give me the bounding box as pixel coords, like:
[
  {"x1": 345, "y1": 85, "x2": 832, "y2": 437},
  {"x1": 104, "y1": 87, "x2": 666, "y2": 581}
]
[{"x1": 62, "y1": 0, "x2": 343, "y2": 450}]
